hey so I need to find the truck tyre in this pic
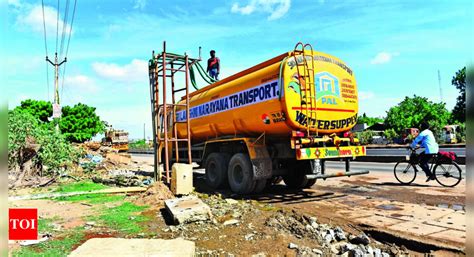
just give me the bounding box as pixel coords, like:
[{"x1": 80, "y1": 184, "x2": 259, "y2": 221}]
[
  {"x1": 253, "y1": 179, "x2": 267, "y2": 194},
  {"x1": 283, "y1": 161, "x2": 310, "y2": 189},
  {"x1": 283, "y1": 172, "x2": 308, "y2": 189},
  {"x1": 304, "y1": 179, "x2": 317, "y2": 188},
  {"x1": 205, "y1": 153, "x2": 230, "y2": 189},
  {"x1": 228, "y1": 153, "x2": 256, "y2": 194}
]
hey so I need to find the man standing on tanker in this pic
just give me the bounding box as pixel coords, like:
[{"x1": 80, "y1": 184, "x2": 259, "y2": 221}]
[
  {"x1": 207, "y1": 50, "x2": 220, "y2": 80},
  {"x1": 410, "y1": 121, "x2": 439, "y2": 182}
]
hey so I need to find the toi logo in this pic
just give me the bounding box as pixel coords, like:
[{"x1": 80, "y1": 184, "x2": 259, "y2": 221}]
[{"x1": 9, "y1": 208, "x2": 38, "y2": 240}]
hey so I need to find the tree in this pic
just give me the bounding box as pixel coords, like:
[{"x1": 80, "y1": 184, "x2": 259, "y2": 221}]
[
  {"x1": 384, "y1": 95, "x2": 450, "y2": 135},
  {"x1": 357, "y1": 113, "x2": 384, "y2": 126},
  {"x1": 59, "y1": 103, "x2": 106, "y2": 142},
  {"x1": 451, "y1": 67, "x2": 465, "y2": 122},
  {"x1": 8, "y1": 109, "x2": 78, "y2": 175},
  {"x1": 15, "y1": 99, "x2": 52, "y2": 122}
]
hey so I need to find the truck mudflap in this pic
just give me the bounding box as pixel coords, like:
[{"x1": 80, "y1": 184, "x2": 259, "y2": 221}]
[
  {"x1": 296, "y1": 146, "x2": 366, "y2": 160},
  {"x1": 247, "y1": 144, "x2": 272, "y2": 180}
]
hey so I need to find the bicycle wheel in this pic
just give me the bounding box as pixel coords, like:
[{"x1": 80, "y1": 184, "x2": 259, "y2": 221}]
[
  {"x1": 433, "y1": 162, "x2": 462, "y2": 187},
  {"x1": 394, "y1": 161, "x2": 417, "y2": 185}
]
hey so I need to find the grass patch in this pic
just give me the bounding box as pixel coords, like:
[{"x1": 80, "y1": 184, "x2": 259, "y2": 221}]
[
  {"x1": 259, "y1": 203, "x2": 281, "y2": 212},
  {"x1": 37, "y1": 218, "x2": 56, "y2": 234},
  {"x1": 13, "y1": 227, "x2": 84, "y2": 257},
  {"x1": 52, "y1": 181, "x2": 122, "y2": 204},
  {"x1": 55, "y1": 194, "x2": 124, "y2": 204},
  {"x1": 54, "y1": 181, "x2": 109, "y2": 193},
  {"x1": 95, "y1": 202, "x2": 149, "y2": 234}
]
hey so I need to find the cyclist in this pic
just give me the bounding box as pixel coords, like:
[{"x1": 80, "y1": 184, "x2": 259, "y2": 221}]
[{"x1": 410, "y1": 121, "x2": 439, "y2": 182}]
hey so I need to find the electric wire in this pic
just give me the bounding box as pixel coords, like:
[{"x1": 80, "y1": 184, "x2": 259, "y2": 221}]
[
  {"x1": 59, "y1": 0, "x2": 70, "y2": 59},
  {"x1": 56, "y1": 0, "x2": 60, "y2": 53},
  {"x1": 61, "y1": 0, "x2": 78, "y2": 100},
  {"x1": 41, "y1": 0, "x2": 50, "y2": 101}
]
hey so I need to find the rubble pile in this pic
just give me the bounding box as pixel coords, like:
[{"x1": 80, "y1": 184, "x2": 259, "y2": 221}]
[
  {"x1": 161, "y1": 194, "x2": 261, "y2": 236},
  {"x1": 79, "y1": 144, "x2": 155, "y2": 187},
  {"x1": 133, "y1": 181, "x2": 175, "y2": 207},
  {"x1": 265, "y1": 210, "x2": 407, "y2": 256}
]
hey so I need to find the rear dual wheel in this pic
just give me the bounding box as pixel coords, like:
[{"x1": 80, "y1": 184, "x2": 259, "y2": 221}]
[
  {"x1": 283, "y1": 161, "x2": 317, "y2": 189},
  {"x1": 227, "y1": 153, "x2": 256, "y2": 194},
  {"x1": 205, "y1": 153, "x2": 230, "y2": 188},
  {"x1": 206, "y1": 152, "x2": 267, "y2": 194}
]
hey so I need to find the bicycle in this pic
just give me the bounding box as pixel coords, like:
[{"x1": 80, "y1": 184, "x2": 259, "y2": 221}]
[{"x1": 393, "y1": 147, "x2": 462, "y2": 187}]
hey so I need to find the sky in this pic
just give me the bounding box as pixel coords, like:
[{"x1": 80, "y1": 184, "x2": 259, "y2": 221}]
[{"x1": 2, "y1": 0, "x2": 472, "y2": 139}]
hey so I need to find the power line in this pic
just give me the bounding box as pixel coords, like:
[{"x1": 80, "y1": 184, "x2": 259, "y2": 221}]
[
  {"x1": 61, "y1": 0, "x2": 78, "y2": 101},
  {"x1": 41, "y1": 0, "x2": 48, "y2": 56},
  {"x1": 41, "y1": 0, "x2": 50, "y2": 101},
  {"x1": 56, "y1": 0, "x2": 60, "y2": 53},
  {"x1": 64, "y1": 0, "x2": 77, "y2": 58},
  {"x1": 59, "y1": 0, "x2": 70, "y2": 59}
]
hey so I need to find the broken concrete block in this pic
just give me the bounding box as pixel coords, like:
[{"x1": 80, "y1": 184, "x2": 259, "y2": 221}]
[
  {"x1": 165, "y1": 196, "x2": 211, "y2": 224},
  {"x1": 223, "y1": 219, "x2": 239, "y2": 226},
  {"x1": 68, "y1": 238, "x2": 195, "y2": 257},
  {"x1": 171, "y1": 163, "x2": 193, "y2": 195},
  {"x1": 288, "y1": 243, "x2": 298, "y2": 249}
]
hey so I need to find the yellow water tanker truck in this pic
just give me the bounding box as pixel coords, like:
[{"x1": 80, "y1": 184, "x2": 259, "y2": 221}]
[{"x1": 150, "y1": 43, "x2": 368, "y2": 194}]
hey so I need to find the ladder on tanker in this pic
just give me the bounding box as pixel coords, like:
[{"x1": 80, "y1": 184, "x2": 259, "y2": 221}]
[
  {"x1": 148, "y1": 41, "x2": 198, "y2": 183},
  {"x1": 292, "y1": 42, "x2": 318, "y2": 137}
]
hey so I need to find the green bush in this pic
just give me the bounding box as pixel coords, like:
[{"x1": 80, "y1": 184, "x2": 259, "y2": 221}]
[
  {"x1": 8, "y1": 109, "x2": 79, "y2": 175},
  {"x1": 59, "y1": 103, "x2": 106, "y2": 143},
  {"x1": 455, "y1": 123, "x2": 465, "y2": 143},
  {"x1": 129, "y1": 139, "x2": 150, "y2": 150},
  {"x1": 383, "y1": 129, "x2": 398, "y2": 143},
  {"x1": 15, "y1": 99, "x2": 52, "y2": 122},
  {"x1": 355, "y1": 130, "x2": 375, "y2": 145}
]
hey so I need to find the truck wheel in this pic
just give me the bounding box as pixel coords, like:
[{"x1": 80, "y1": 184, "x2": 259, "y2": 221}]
[
  {"x1": 283, "y1": 161, "x2": 310, "y2": 189},
  {"x1": 283, "y1": 172, "x2": 308, "y2": 188},
  {"x1": 228, "y1": 153, "x2": 256, "y2": 194},
  {"x1": 305, "y1": 179, "x2": 317, "y2": 188},
  {"x1": 205, "y1": 153, "x2": 230, "y2": 189},
  {"x1": 253, "y1": 179, "x2": 267, "y2": 194}
]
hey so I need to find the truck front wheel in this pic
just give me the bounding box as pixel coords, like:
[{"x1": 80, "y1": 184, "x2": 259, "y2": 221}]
[
  {"x1": 228, "y1": 153, "x2": 256, "y2": 194},
  {"x1": 205, "y1": 153, "x2": 230, "y2": 189}
]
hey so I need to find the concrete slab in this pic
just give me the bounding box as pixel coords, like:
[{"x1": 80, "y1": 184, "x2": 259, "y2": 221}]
[
  {"x1": 165, "y1": 196, "x2": 211, "y2": 224},
  {"x1": 427, "y1": 211, "x2": 466, "y2": 231},
  {"x1": 68, "y1": 238, "x2": 195, "y2": 257},
  {"x1": 428, "y1": 229, "x2": 466, "y2": 243},
  {"x1": 355, "y1": 215, "x2": 403, "y2": 227},
  {"x1": 387, "y1": 221, "x2": 446, "y2": 236}
]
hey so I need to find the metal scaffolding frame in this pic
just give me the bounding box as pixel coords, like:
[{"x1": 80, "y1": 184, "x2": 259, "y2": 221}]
[{"x1": 148, "y1": 41, "x2": 199, "y2": 183}]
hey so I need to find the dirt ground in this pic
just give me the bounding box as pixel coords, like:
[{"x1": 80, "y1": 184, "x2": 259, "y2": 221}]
[{"x1": 8, "y1": 156, "x2": 466, "y2": 256}]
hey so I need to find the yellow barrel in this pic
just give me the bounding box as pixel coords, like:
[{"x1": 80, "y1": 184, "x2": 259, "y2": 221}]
[{"x1": 175, "y1": 50, "x2": 358, "y2": 143}]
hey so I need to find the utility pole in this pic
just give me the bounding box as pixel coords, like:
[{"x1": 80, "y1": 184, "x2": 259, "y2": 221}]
[
  {"x1": 143, "y1": 123, "x2": 146, "y2": 141},
  {"x1": 46, "y1": 53, "x2": 67, "y2": 131},
  {"x1": 438, "y1": 70, "x2": 443, "y2": 102}
]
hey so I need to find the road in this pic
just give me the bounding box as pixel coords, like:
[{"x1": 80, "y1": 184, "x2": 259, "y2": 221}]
[
  {"x1": 366, "y1": 147, "x2": 465, "y2": 157},
  {"x1": 324, "y1": 160, "x2": 467, "y2": 174}
]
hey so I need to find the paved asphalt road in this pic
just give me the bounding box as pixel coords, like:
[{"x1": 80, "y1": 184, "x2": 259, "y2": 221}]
[
  {"x1": 366, "y1": 147, "x2": 465, "y2": 157},
  {"x1": 324, "y1": 160, "x2": 467, "y2": 174}
]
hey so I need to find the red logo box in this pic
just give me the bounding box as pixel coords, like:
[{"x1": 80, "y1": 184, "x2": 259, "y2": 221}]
[{"x1": 9, "y1": 208, "x2": 38, "y2": 240}]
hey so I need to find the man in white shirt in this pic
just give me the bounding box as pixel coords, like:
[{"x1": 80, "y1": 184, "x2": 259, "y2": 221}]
[{"x1": 410, "y1": 121, "x2": 439, "y2": 182}]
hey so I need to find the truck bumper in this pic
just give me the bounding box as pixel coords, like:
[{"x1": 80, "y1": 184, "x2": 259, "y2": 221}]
[{"x1": 296, "y1": 146, "x2": 366, "y2": 160}]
